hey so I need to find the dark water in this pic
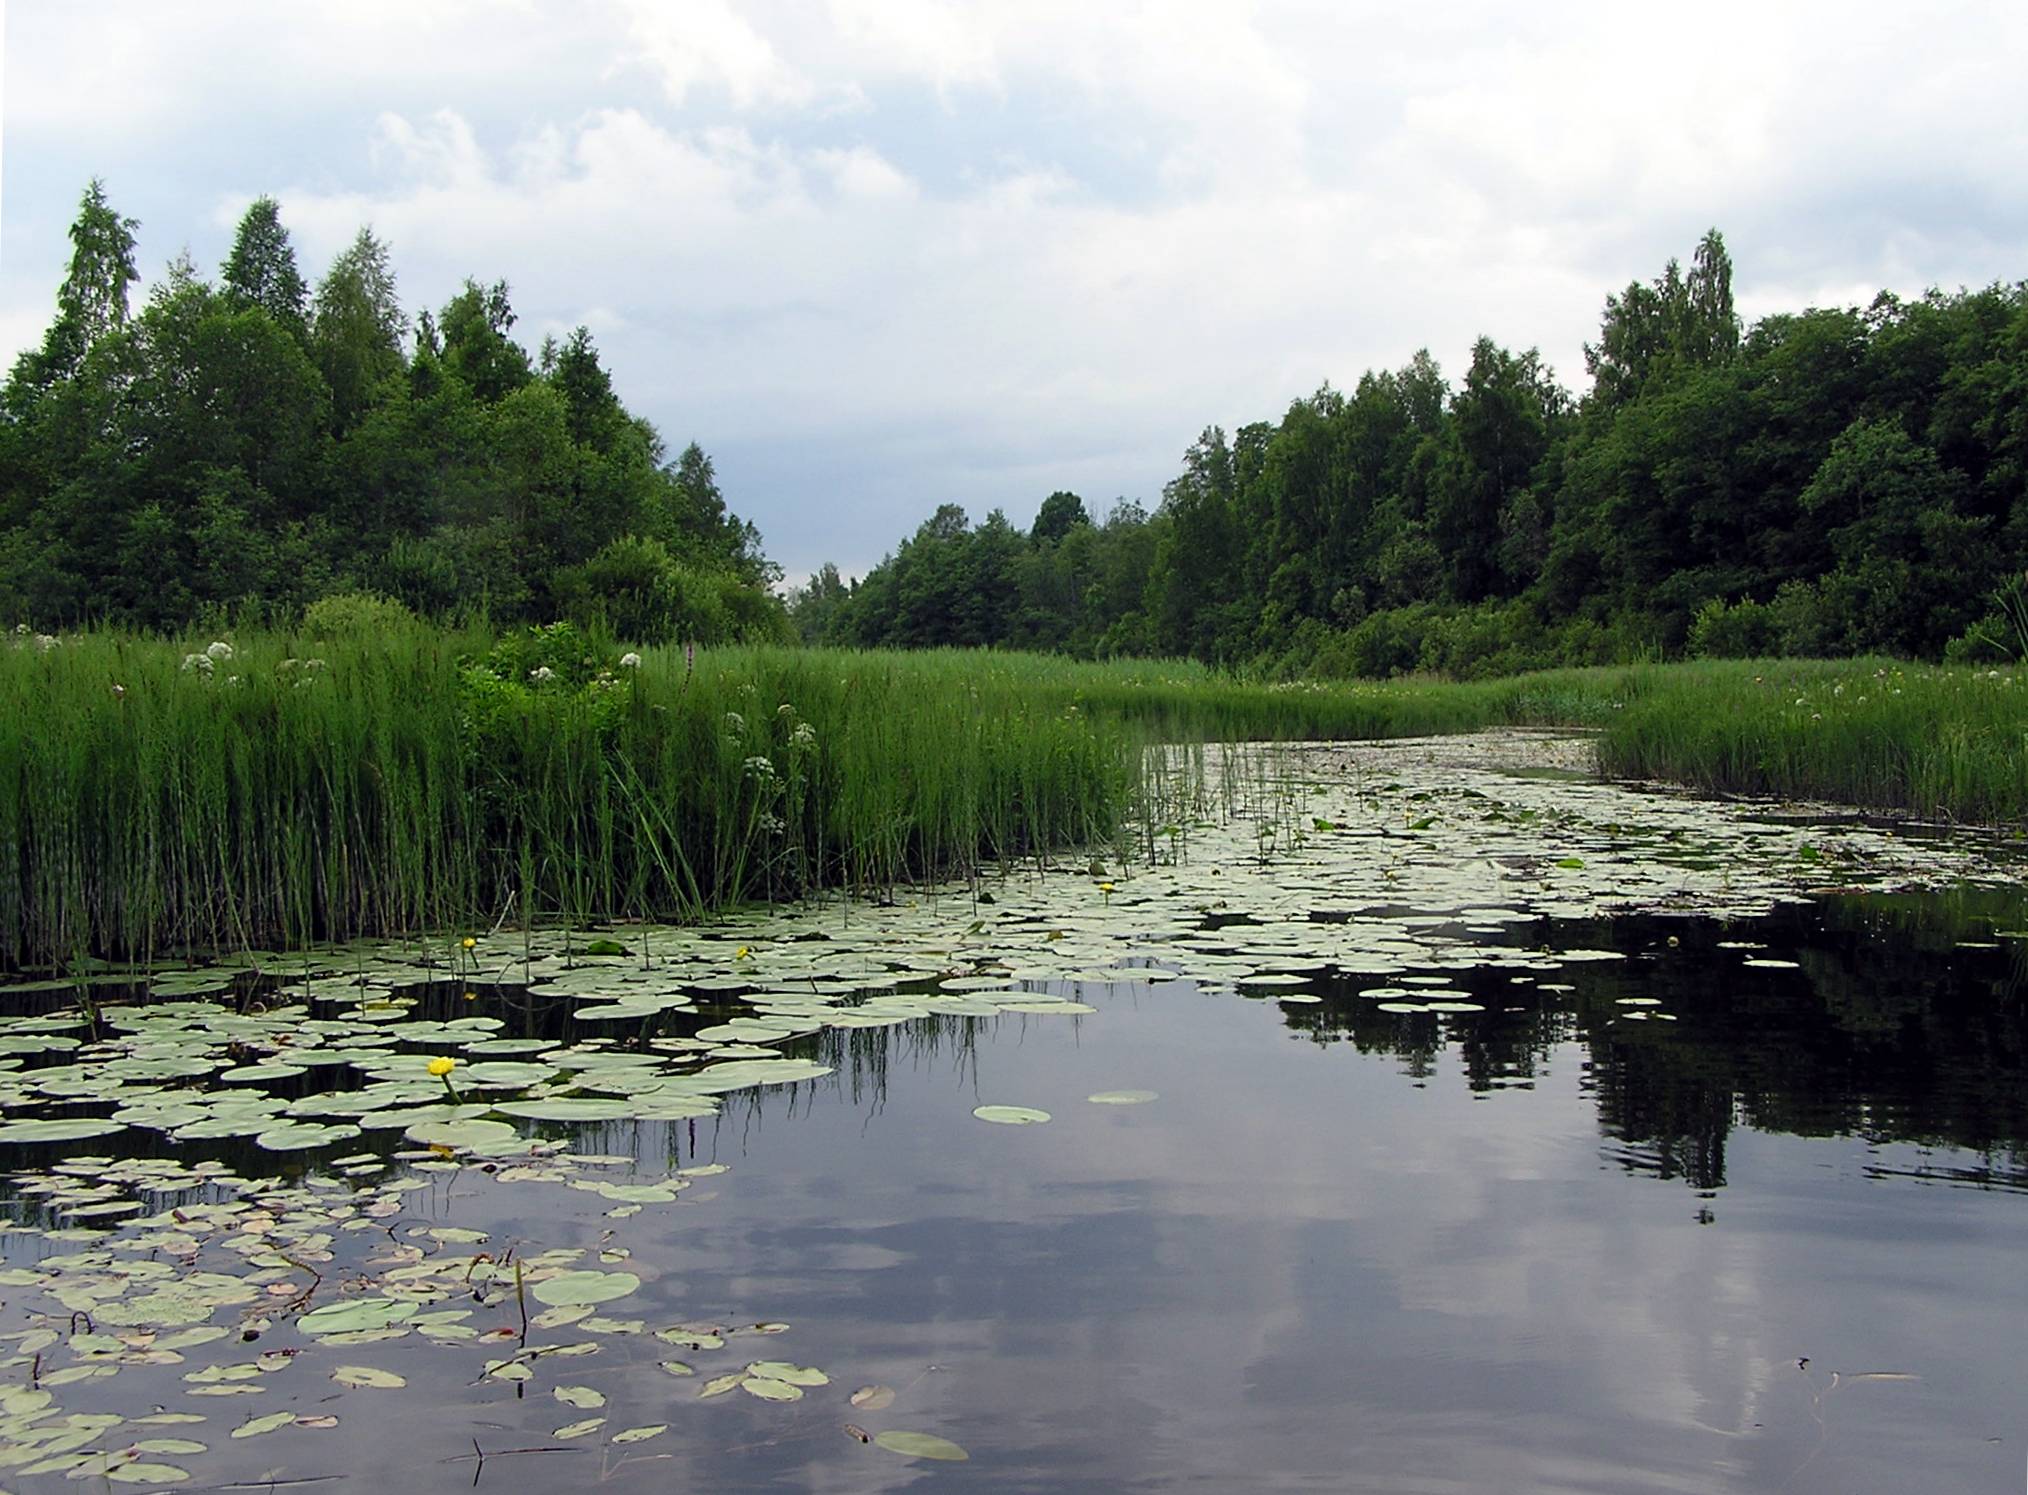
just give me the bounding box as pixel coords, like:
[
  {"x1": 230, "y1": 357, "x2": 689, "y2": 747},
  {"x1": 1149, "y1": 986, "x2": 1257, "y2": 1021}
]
[
  {"x1": 407, "y1": 899, "x2": 2025, "y2": 1492},
  {"x1": 10, "y1": 894, "x2": 2028, "y2": 1492}
]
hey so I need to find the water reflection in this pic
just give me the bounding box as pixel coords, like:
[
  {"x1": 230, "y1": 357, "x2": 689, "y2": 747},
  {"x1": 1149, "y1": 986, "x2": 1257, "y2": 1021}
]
[{"x1": 4, "y1": 886, "x2": 2026, "y2": 1492}]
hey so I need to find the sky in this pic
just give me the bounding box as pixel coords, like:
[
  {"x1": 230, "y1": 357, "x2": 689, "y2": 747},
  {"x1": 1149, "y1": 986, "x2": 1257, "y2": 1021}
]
[{"x1": 3, "y1": 1, "x2": 2025, "y2": 584}]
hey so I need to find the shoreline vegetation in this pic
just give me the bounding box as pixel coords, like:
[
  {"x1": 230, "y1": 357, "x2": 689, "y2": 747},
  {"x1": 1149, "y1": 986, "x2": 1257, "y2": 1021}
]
[{"x1": 6, "y1": 620, "x2": 2023, "y2": 972}]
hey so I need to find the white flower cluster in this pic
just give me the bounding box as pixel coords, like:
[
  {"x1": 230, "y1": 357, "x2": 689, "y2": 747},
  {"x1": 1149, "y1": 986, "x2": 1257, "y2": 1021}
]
[
  {"x1": 742, "y1": 755, "x2": 777, "y2": 780},
  {"x1": 618, "y1": 652, "x2": 642, "y2": 669},
  {"x1": 529, "y1": 666, "x2": 557, "y2": 683}
]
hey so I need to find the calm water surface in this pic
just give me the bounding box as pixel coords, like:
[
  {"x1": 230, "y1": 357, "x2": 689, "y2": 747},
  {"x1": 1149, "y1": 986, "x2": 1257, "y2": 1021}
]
[{"x1": 420, "y1": 900, "x2": 2028, "y2": 1493}]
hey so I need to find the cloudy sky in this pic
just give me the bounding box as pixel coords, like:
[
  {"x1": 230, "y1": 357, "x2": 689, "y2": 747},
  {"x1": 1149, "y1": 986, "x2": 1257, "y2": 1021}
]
[{"x1": 3, "y1": 2, "x2": 2024, "y2": 581}]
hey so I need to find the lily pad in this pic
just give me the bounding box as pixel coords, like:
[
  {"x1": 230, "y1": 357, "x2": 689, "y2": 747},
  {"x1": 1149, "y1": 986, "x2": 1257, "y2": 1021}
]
[
  {"x1": 332, "y1": 1365, "x2": 406, "y2": 1388},
  {"x1": 297, "y1": 1298, "x2": 418, "y2": 1336},
  {"x1": 0, "y1": 1117, "x2": 126, "y2": 1143},
  {"x1": 530, "y1": 1270, "x2": 641, "y2": 1308},
  {"x1": 874, "y1": 1429, "x2": 970, "y2": 1461},
  {"x1": 973, "y1": 1105, "x2": 1051, "y2": 1125},
  {"x1": 401, "y1": 1117, "x2": 522, "y2": 1151}
]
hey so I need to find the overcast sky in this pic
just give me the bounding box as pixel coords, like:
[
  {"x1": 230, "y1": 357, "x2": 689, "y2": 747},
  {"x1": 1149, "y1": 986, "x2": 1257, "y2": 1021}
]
[{"x1": 3, "y1": 2, "x2": 2025, "y2": 582}]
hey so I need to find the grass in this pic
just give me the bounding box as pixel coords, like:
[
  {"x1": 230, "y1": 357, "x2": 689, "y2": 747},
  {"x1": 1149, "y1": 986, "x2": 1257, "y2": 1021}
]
[{"x1": 4, "y1": 626, "x2": 2024, "y2": 970}]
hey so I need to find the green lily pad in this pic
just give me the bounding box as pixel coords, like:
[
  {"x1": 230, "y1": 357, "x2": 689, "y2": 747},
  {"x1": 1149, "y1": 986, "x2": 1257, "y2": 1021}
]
[
  {"x1": 492, "y1": 1098, "x2": 637, "y2": 1123},
  {"x1": 230, "y1": 1410, "x2": 297, "y2": 1439},
  {"x1": 297, "y1": 1298, "x2": 418, "y2": 1336},
  {"x1": 530, "y1": 1270, "x2": 641, "y2": 1308},
  {"x1": 1087, "y1": 1090, "x2": 1158, "y2": 1105},
  {"x1": 402, "y1": 1117, "x2": 521, "y2": 1151},
  {"x1": 332, "y1": 1365, "x2": 406, "y2": 1388},
  {"x1": 0, "y1": 1117, "x2": 126, "y2": 1143},
  {"x1": 874, "y1": 1429, "x2": 969, "y2": 1461},
  {"x1": 973, "y1": 1105, "x2": 1051, "y2": 1125}
]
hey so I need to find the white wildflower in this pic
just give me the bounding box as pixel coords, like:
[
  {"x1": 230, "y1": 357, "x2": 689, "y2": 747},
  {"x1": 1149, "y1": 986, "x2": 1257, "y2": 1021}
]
[
  {"x1": 791, "y1": 722, "x2": 817, "y2": 750},
  {"x1": 205, "y1": 640, "x2": 234, "y2": 662},
  {"x1": 742, "y1": 755, "x2": 777, "y2": 780},
  {"x1": 181, "y1": 653, "x2": 214, "y2": 674},
  {"x1": 529, "y1": 665, "x2": 556, "y2": 683},
  {"x1": 618, "y1": 652, "x2": 642, "y2": 669}
]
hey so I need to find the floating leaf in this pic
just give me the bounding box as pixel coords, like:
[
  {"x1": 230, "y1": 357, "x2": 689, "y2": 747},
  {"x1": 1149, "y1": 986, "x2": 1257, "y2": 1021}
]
[
  {"x1": 531, "y1": 1270, "x2": 640, "y2": 1308},
  {"x1": 874, "y1": 1429, "x2": 969, "y2": 1461},
  {"x1": 493, "y1": 1098, "x2": 637, "y2": 1122},
  {"x1": 298, "y1": 1298, "x2": 417, "y2": 1336},
  {"x1": 401, "y1": 1117, "x2": 521, "y2": 1151},
  {"x1": 611, "y1": 1424, "x2": 667, "y2": 1444},
  {"x1": 230, "y1": 1410, "x2": 297, "y2": 1439},
  {"x1": 554, "y1": 1385, "x2": 606, "y2": 1408},
  {"x1": 109, "y1": 1464, "x2": 193, "y2": 1485},
  {"x1": 698, "y1": 1373, "x2": 746, "y2": 1398},
  {"x1": 748, "y1": 1360, "x2": 827, "y2": 1386},
  {"x1": 973, "y1": 1105, "x2": 1051, "y2": 1125},
  {"x1": 1087, "y1": 1090, "x2": 1157, "y2": 1106},
  {"x1": 849, "y1": 1384, "x2": 896, "y2": 1411},
  {"x1": 742, "y1": 1376, "x2": 803, "y2": 1402},
  {"x1": 554, "y1": 1417, "x2": 606, "y2": 1439},
  {"x1": 0, "y1": 1117, "x2": 126, "y2": 1143},
  {"x1": 332, "y1": 1365, "x2": 405, "y2": 1388}
]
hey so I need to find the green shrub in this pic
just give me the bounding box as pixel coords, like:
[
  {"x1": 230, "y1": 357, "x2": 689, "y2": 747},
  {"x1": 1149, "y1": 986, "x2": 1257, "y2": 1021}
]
[
  {"x1": 1687, "y1": 597, "x2": 1777, "y2": 659},
  {"x1": 302, "y1": 590, "x2": 416, "y2": 639}
]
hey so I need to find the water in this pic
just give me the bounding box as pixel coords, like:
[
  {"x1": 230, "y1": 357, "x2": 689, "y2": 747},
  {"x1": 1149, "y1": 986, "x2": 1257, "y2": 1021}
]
[
  {"x1": 2, "y1": 734, "x2": 2025, "y2": 1491},
  {"x1": 590, "y1": 903, "x2": 2028, "y2": 1492}
]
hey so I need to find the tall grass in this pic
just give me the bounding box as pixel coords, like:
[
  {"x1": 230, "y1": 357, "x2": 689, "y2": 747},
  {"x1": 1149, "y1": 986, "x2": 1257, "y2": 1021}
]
[
  {"x1": 1590, "y1": 657, "x2": 2028, "y2": 824},
  {"x1": 0, "y1": 628, "x2": 1134, "y2": 969},
  {"x1": 5, "y1": 628, "x2": 2022, "y2": 970}
]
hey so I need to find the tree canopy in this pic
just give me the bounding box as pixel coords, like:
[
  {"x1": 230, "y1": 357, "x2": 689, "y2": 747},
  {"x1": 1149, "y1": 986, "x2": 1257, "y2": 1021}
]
[
  {"x1": 0, "y1": 182, "x2": 787, "y2": 643},
  {"x1": 796, "y1": 231, "x2": 2028, "y2": 675}
]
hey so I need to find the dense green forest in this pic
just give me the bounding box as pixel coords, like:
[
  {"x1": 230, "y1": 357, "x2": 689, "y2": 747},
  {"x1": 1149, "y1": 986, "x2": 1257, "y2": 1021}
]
[
  {"x1": 0, "y1": 181, "x2": 787, "y2": 641},
  {"x1": 794, "y1": 231, "x2": 2028, "y2": 677}
]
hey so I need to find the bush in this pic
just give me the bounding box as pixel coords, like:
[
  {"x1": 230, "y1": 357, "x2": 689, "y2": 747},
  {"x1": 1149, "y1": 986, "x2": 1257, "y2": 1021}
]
[
  {"x1": 302, "y1": 590, "x2": 416, "y2": 639},
  {"x1": 1686, "y1": 597, "x2": 1777, "y2": 659}
]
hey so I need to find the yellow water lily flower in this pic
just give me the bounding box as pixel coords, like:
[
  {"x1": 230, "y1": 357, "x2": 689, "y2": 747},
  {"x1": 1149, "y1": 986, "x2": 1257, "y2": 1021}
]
[
  {"x1": 461, "y1": 937, "x2": 477, "y2": 950},
  {"x1": 426, "y1": 1056, "x2": 458, "y2": 1078}
]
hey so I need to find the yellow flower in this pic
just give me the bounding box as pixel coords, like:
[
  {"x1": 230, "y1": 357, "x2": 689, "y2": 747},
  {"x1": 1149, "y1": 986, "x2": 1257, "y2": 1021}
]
[
  {"x1": 460, "y1": 937, "x2": 477, "y2": 950},
  {"x1": 426, "y1": 1056, "x2": 458, "y2": 1078},
  {"x1": 735, "y1": 945, "x2": 752, "y2": 960},
  {"x1": 1098, "y1": 882, "x2": 1115, "y2": 894}
]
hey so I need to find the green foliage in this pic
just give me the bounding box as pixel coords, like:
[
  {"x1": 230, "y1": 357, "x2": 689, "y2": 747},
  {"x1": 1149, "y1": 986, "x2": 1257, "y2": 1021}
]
[
  {"x1": 1686, "y1": 597, "x2": 1777, "y2": 659},
  {"x1": 0, "y1": 182, "x2": 783, "y2": 642},
  {"x1": 817, "y1": 231, "x2": 2028, "y2": 678},
  {"x1": 302, "y1": 589, "x2": 417, "y2": 639}
]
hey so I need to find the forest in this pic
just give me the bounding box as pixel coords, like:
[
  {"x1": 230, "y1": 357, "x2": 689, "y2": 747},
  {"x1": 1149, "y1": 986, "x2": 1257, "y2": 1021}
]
[
  {"x1": 0, "y1": 181, "x2": 786, "y2": 644},
  {"x1": 794, "y1": 232, "x2": 2028, "y2": 677},
  {"x1": 5, "y1": 185, "x2": 2025, "y2": 681}
]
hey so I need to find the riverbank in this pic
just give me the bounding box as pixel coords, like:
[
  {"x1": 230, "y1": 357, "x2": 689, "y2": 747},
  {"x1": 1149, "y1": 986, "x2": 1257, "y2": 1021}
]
[{"x1": 3, "y1": 625, "x2": 2021, "y2": 968}]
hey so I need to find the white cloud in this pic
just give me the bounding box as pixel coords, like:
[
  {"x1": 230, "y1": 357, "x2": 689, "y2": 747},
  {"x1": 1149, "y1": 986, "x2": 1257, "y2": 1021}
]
[{"x1": 3, "y1": 1, "x2": 2024, "y2": 573}]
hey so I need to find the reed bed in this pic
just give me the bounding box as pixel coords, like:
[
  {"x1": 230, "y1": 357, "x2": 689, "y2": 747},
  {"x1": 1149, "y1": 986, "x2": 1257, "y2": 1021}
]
[{"x1": 5, "y1": 628, "x2": 2022, "y2": 970}]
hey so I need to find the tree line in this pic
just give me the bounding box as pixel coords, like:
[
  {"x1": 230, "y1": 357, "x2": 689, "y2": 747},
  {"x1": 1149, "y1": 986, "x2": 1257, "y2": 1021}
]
[
  {"x1": 794, "y1": 231, "x2": 2028, "y2": 675},
  {"x1": 0, "y1": 181, "x2": 787, "y2": 642}
]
